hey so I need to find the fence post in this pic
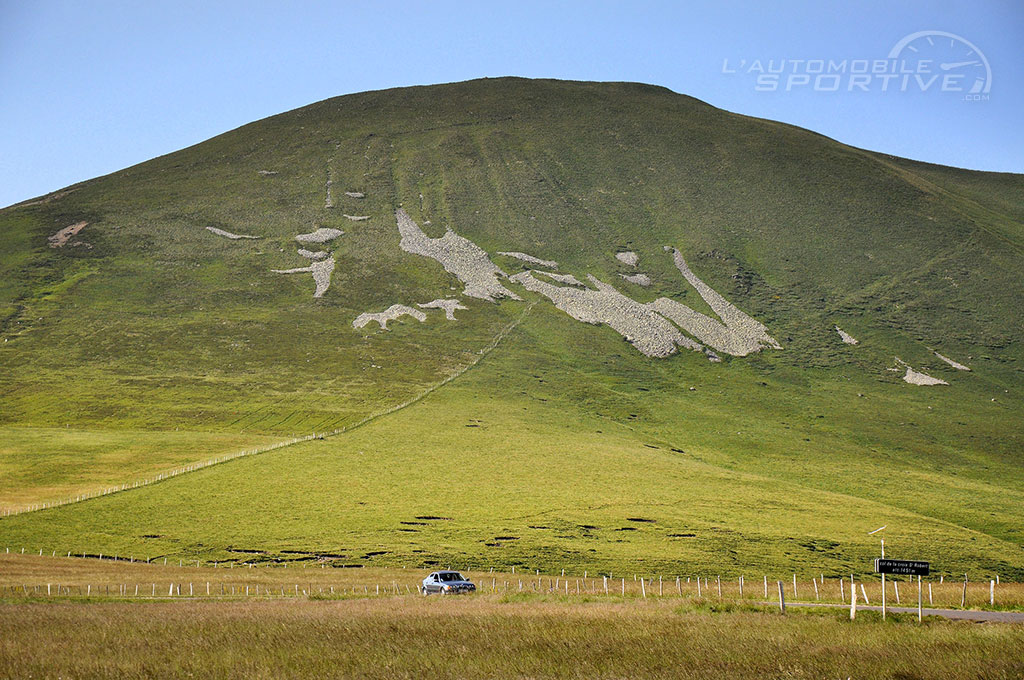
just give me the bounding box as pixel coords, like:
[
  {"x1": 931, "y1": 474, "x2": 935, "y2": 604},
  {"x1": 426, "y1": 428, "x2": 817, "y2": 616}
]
[
  {"x1": 990, "y1": 579, "x2": 995, "y2": 606},
  {"x1": 850, "y1": 580, "x2": 856, "y2": 620},
  {"x1": 716, "y1": 575, "x2": 721, "y2": 598},
  {"x1": 697, "y1": 577, "x2": 702, "y2": 597},
  {"x1": 640, "y1": 578, "x2": 646, "y2": 598},
  {"x1": 777, "y1": 580, "x2": 785, "y2": 613},
  {"x1": 961, "y1": 574, "x2": 968, "y2": 608},
  {"x1": 813, "y1": 577, "x2": 819, "y2": 601},
  {"x1": 763, "y1": 575, "x2": 767, "y2": 598},
  {"x1": 840, "y1": 578, "x2": 845, "y2": 603},
  {"x1": 860, "y1": 583, "x2": 869, "y2": 605},
  {"x1": 792, "y1": 573, "x2": 797, "y2": 600}
]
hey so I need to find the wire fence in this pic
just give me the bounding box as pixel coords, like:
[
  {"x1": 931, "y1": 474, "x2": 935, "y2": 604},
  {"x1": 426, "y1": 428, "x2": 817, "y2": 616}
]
[{"x1": 1, "y1": 548, "x2": 1017, "y2": 611}]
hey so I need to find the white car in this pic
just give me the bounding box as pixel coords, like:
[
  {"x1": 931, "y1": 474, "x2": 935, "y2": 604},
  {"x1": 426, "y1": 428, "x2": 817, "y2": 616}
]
[{"x1": 422, "y1": 570, "x2": 476, "y2": 594}]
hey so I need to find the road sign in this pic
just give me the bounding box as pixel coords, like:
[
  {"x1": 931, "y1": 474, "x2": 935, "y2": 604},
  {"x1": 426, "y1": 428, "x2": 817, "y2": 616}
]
[{"x1": 874, "y1": 559, "x2": 929, "y2": 576}]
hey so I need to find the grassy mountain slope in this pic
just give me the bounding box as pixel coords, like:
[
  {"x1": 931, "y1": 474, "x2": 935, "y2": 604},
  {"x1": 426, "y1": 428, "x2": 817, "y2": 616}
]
[
  {"x1": 1, "y1": 78, "x2": 1021, "y2": 576},
  {"x1": 1, "y1": 332, "x2": 1021, "y2": 577}
]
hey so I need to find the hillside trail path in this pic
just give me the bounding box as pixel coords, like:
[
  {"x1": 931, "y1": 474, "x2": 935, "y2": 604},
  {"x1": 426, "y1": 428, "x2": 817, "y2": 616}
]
[
  {"x1": 5, "y1": 301, "x2": 536, "y2": 517},
  {"x1": 333, "y1": 300, "x2": 536, "y2": 434}
]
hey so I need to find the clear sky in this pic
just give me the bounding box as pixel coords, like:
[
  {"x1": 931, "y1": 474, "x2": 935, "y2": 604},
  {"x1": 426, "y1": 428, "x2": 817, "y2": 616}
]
[{"x1": 1, "y1": 0, "x2": 1021, "y2": 208}]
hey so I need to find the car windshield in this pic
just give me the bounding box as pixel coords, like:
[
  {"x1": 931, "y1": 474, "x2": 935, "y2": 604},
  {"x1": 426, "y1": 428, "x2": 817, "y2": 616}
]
[{"x1": 439, "y1": 572, "x2": 465, "y2": 582}]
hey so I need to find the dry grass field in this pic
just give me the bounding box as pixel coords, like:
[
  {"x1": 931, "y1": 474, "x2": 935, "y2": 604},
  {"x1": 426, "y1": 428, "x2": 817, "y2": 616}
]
[
  {"x1": 3, "y1": 594, "x2": 1024, "y2": 679},
  {"x1": 2, "y1": 554, "x2": 1024, "y2": 679}
]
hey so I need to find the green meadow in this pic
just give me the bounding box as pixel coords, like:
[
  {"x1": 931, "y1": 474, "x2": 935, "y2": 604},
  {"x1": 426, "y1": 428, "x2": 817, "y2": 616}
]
[{"x1": 2, "y1": 308, "x2": 1022, "y2": 577}]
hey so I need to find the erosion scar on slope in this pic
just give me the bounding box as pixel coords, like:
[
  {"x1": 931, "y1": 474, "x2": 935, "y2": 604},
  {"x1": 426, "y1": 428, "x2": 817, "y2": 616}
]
[
  {"x1": 206, "y1": 227, "x2": 260, "y2": 240},
  {"x1": 511, "y1": 271, "x2": 699, "y2": 358},
  {"x1": 835, "y1": 326, "x2": 859, "y2": 345},
  {"x1": 418, "y1": 298, "x2": 468, "y2": 320},
  {"x1": 396, "y1": 209, "x2": 520, "y2": 302},
  {"x1": 352, "y1": 305, "x2": 427, "y2": 330},
  {"x1": 498, "y1": 252, "x2": 559, "y2": 269},
  {"x1": 648, "y1": 247, "x2": 781, "y2": 356},
  {"x1": 271, "y1": 258, "x2": 336, "y2": 297},
  {"x1": 296, "y1": 228, "x2": 344, "y2": 243},
  {"x1": 48, "y1": 221, "x2": 88, "y2": 247},
  {"x1": 895, "y1": 357, "x2": 949, "y2": 386},
  {"x1": 620, "y1": 273, "x2": 651, "y2": 287},
  {"x1": 616, "y1": 251, "x2": 639, "y2": 267},
  {"x1": 934, "y1": 351, "x2": 970, "y2": 371},
  {"x1": 5, "y1": 304, "x2": 537, "y2": 517}
]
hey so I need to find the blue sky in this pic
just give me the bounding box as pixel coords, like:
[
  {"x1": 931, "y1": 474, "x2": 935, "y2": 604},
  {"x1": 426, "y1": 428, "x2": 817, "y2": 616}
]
[{"x1": 1, "y1": 0, "x2": 1021, "y2": 208}]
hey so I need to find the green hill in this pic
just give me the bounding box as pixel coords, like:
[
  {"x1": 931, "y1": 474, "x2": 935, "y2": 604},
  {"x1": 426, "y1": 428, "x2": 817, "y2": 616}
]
[{"x1": 1, "y1": 78, "x2": 1022, "y2": 577}]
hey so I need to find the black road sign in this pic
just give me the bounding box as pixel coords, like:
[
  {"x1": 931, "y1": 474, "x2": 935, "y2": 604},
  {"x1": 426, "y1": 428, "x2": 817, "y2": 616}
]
[{"x1": 874, "y1": 559, "x2": 930, "y2": 576}]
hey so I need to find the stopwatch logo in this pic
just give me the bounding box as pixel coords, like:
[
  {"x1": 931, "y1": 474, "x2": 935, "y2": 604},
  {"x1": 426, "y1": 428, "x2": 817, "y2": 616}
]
[{"x1": 888, "y1": 31, "x2": 991, "y2": 94}]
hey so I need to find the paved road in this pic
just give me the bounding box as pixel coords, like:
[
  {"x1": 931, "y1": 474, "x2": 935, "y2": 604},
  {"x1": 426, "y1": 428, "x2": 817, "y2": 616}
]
[{"x1": 784, "y1": 601, "x2": 1024, "y2": 623}]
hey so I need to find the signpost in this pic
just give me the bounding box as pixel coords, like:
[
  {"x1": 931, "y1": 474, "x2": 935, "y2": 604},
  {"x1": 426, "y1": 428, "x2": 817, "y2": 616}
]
[
  {"x1": 874, "y1": 559, "x2": 930, "y2": 576},
  {"x1": 874, "y1": 559, "x2": 929, "y2": 621}
]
